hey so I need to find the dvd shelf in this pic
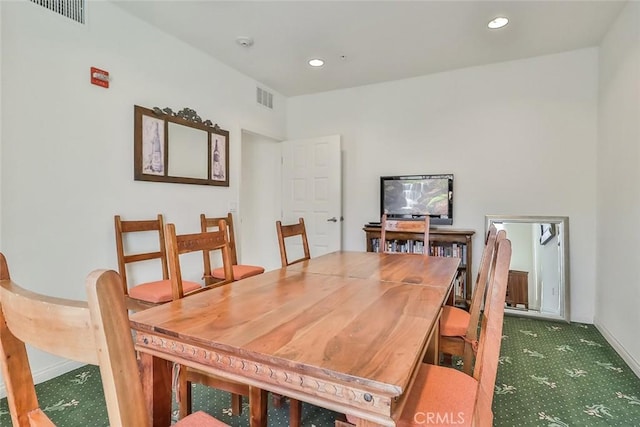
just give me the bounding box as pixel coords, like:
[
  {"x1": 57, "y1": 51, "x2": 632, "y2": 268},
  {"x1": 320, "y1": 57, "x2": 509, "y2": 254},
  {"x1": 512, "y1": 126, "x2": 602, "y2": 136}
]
[{"x1": 364, "y1": 226, "x2": 475, "y2": 308}]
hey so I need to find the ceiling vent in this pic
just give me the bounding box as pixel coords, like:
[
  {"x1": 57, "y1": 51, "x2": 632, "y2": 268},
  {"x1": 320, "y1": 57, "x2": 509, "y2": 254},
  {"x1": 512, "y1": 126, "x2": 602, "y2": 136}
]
[
  {"x1": 256, "y1": 87, "x2": 273, "y2": 109},
  {"x1": 30, "y1": 0, "x2": 85, "y2": 24}
]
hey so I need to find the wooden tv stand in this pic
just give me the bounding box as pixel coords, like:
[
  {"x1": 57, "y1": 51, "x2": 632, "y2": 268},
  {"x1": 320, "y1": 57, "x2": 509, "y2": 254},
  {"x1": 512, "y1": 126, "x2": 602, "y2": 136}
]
[{"x1": 363, "y1": 226, "x2": 475, "y2": 308}]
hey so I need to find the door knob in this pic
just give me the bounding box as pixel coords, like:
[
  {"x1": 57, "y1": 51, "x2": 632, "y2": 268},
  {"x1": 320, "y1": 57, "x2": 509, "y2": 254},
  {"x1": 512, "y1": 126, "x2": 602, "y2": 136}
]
[{"x1": 327, "y1": 217, "x2": 338, "y2": 222}]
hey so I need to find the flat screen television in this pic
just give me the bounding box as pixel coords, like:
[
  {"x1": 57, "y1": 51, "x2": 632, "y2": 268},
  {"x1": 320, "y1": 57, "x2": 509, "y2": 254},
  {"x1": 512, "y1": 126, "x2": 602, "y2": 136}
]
[{"x1": 380, "y1": 174, "x2": 454, "y2": 225}]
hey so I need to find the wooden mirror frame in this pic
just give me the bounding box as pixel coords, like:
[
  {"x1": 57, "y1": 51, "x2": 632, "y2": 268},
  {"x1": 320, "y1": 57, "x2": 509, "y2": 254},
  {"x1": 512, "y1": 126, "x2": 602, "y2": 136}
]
[{"x1": 133, "y1": 105, "x2": 229, "y2": 186}]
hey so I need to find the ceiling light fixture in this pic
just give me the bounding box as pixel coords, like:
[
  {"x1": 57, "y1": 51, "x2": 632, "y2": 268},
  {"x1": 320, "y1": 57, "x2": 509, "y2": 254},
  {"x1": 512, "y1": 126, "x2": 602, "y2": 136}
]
[
  {"x1": 488, "y1": 16, "x2": 509, "y2": 29},
  {"x1": 308, "y1": 58, "x2": 324, "y2": 67},
  {"x1": 236, "y1": 36, "x2": 254, "y2": 47}
]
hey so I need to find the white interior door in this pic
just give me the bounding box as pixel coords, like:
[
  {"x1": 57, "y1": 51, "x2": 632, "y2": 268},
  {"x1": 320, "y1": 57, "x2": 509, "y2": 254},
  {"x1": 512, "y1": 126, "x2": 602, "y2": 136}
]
[{"x1": 281, "y1": 135, "x2": 342, "y2": 259}]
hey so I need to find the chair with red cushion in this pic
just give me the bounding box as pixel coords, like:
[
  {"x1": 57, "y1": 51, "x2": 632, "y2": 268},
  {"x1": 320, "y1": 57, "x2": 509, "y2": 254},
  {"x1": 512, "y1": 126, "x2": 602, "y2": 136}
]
[
  {"x1": 439, "y1": 226, "x2": 503, "y2": 374},
  {"x1": 395, "y1": 238, "x2": 511, "y2": 426},
  {"x1": 114, "y1": 214, "x2": 201, "y2": 311},
  {"x1": 339, "y1": 239, "x2": 512, "y2": 427},
  {"x1": 0, "y1": 253, "x2": 228, "y2": 427},
  {"x1": 200, "y1": 213, "x2": 264, "y2": 285},
  {"x1": 164, "y1": 222, "x2": 249, "y2": 418}
]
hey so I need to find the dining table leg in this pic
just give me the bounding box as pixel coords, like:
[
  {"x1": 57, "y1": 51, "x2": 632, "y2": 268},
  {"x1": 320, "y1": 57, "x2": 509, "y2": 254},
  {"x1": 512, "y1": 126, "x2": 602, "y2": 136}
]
[
  {"x1": 424, "y1": 314, "x2": 441, "y2": 364},
  {"x1": 249, "y1": 386, "x2": 268, "y2": 427},
  {"x1": 289, "y1": 398, "x2": 302, "y2": 427},
  {"x1": 138, "y1": 352, "x2": 172, "y2": 426}
]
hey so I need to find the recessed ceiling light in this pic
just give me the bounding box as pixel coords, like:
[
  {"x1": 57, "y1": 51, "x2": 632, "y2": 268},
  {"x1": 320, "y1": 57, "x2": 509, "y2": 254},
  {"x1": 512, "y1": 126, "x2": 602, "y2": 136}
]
[
  {"x1": 488, "y1": 16, "x2": 509, "y2": 29},
  {"x1": 308, "y1": 58, "x2": 324, "y2": 67}
]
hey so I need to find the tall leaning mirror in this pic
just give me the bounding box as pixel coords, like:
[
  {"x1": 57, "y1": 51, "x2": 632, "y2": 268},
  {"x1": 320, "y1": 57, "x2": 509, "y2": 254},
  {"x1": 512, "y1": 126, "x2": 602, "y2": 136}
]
[{"x1": 486, "y1": 215, "x2": 570, "y2": 322}]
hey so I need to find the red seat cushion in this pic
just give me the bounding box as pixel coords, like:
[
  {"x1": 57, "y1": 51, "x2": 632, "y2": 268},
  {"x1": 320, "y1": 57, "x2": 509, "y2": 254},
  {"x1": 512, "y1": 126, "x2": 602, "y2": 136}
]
[
  {"x1": 397, "y1": 364, "x2": 477, "y2": 426},
  {"x1": 347, "y1": 364, "x2": 478, "y2": 427},
  {"x1": 128, "y1": 279, "x2": 201, "y2": 304},
  {"x1": 440, "y1": 305, "x2": 470, "y2": 337},
  {"x1": 175, "y1": 410, "x2": 229, "y2": 426},
  {"x1": 212, "y1": 264, "x2": 265, "y2": 280}
]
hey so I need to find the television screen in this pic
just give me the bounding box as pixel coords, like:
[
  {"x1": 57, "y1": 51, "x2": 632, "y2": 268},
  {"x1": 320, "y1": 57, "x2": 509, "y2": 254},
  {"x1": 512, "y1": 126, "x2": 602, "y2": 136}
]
[{"x1": 381, "y1": 174, "x2": 453, "y2": 225}]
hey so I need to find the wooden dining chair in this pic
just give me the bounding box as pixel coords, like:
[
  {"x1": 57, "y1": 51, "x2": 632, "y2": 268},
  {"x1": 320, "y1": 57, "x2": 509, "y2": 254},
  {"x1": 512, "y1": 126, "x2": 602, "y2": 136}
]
[
  {"x1": 379, "y1": 214, "x2": 430, "y2": 255},
  {"x1": 441, "y1": 227, "x2": 505, "y2": 372},
  {"x1": 339, "y1": 239, "x2": 512, "y2": 427},
  {"x1": 395, "y1": 238, "x2": 511, "y2": 427},
  {"x1": 439, "y1": 225, "x2": 502, "y2": 374},
  {"x1": 276, "y1": 217, "x2": 311, "y2": 267},
  {"x1": 165, "y1": 221, "x2": 235, "y2": 299},
  {"x1": 0, "y1": 254, "x2": 228, "y2": 427},
  {"x1": 200, "y1": 212, "x2": 265, "y2": 285},
  {"x1": 273, "y1": 217, "x2": 310, "y2": 424},
  {"x1": 114, "y1": 214, "x2": 201, "y2": 311},
  {"x1": 164, "y1": 222, "x2": 249, "y2": 418}
]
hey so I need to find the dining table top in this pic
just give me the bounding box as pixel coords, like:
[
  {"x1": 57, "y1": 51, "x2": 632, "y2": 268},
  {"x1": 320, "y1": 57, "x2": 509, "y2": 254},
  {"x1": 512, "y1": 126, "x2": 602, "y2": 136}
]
[
  {"x1": 285, "y1": 250, "x2": 461, "y2": 284},
  {"x1": 130, "y1": 251, "x2": 461, "y2": 426}
]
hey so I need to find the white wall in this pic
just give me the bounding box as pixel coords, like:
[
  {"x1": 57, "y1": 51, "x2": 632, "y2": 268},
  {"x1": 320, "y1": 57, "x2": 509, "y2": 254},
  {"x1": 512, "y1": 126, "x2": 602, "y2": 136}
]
[
  {"x1": 239, "y1": 130, "x2": 283, "y2": 271},
  {"x1": 0, "y1": 0, "x2": 285, "y2": 387},
  {"x1": 596, "y1": 1, "x2": 640, "y2": 376},
  {"x1": 287, "y1": 49, "x2": 598, "y2": 323},
  {"x1": 0, "y1": 3, "x2": 3, "y2": 248}
]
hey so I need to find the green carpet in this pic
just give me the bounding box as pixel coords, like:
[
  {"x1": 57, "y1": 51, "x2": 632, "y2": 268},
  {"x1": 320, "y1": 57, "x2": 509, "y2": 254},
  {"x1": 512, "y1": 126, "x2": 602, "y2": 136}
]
[
  {"x1": 494, "y1": 316, "x2": 640, "y2": 427},
  {"x1": 1, "y1": 316, "x2": 639, "y2": 426}
]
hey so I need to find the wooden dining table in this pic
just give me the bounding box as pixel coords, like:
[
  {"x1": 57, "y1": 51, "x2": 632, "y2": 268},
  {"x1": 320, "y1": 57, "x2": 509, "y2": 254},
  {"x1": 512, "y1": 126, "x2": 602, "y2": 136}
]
[{"x1": 130, "y1": 251, "x2": 460, "y2": 427}]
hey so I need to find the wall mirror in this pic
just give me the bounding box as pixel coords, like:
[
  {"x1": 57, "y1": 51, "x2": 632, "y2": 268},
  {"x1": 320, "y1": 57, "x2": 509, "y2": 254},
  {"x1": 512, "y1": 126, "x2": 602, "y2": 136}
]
[
  {"x1": 486, "y1": 215, "x2": 570, "y2": 322},
  {"x1": 134, "y1": 105, "x2": 229, "y2": 186}
]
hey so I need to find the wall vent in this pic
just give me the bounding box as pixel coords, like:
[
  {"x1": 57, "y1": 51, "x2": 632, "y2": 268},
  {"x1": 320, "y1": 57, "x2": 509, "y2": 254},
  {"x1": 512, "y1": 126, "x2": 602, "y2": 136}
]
[
  {"x1": 256, "y1": 87, "x2": 274, "y2": 109},
  {"x1": 30, "y1": 0, "x2": 85, "y2": 24}
]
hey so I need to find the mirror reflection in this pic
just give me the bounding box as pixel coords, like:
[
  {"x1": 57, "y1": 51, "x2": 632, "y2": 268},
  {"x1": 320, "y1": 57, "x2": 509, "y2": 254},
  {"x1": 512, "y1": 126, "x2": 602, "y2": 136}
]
[
  {"x1": 167, "y1": 123, "x2": 208, "y2": 179},
  {"x1": 486, "y1": 215, "x2": 570, "y2": 322}
]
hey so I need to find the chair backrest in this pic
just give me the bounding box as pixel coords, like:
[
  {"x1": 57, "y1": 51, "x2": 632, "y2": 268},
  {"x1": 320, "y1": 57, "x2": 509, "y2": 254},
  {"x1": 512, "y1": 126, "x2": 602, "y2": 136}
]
[
  {"x1": 464, "y1": 225, "x2": 498, "y2": 342},
  {"x1": 481, "y1": 229, "x2": 507, "y2": 313},
  {"x1": 379, "y1": 214, "x2": 430, "y2": 255},
  {"x1": 114, "y1": 214, "x2": 168, "y2": 295},
  {"x1": 275, "y1": 217, "x2": 311, "y2": 267},
  {"x1": 165, "y1": 222, "x2": 234, "y2": 300},
  {"x1": 472, "y1": 238, "x2": 512, "y2": 426},
  {"x1": 200, "y1": 213, "x2": 239, "y2": 266},
  {"x1": 0, "y1": 253, "x2": 149, "y2": 426}
]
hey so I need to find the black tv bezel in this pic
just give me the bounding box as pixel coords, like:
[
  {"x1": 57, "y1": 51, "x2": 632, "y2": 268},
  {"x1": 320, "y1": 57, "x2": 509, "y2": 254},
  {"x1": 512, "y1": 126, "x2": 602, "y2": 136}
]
[{"x1": 380, "y1": 174, "x2": 454, "y2": 226}]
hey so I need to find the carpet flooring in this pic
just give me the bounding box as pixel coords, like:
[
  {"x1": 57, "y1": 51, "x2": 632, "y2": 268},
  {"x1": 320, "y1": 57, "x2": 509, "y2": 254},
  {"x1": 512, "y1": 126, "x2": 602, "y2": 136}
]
[
  {"x1": 493, "y1": 316, "x2": 640, "y2": 427},
  {"x1": 1, "y1": 316, "x2": 639, "y2": 426}
]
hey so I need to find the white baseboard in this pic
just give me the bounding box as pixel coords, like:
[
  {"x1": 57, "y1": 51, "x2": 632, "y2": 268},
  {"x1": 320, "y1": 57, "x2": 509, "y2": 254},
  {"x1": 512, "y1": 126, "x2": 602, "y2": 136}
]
[
  {"x1": 0, "y1": 359, "x2": 84, "y2": 399},
  {"x1": 595, "y1": 322, "x2": 640, "y2": 379}
]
